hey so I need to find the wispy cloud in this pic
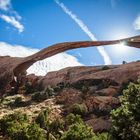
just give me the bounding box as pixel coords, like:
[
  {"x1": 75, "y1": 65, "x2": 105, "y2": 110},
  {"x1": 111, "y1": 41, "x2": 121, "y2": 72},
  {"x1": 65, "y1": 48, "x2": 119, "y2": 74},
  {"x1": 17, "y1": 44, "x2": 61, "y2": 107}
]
[
  {"x1": 0, "y1": 0, "x2": 11, "y2": 11},
  {"x1": 0, "y1": 14, "x2": 24, "y2": 32},
  {"x1": 134, "y1": 15, "x2": 140, "y2": 30},
  {"x1": 0, "y1": 0, "x2": 24, "y2": 32},
  {"x1": 54, "y1": 0, "x2": 112, "y2": 65},
  {"x1": 0, "y1": 42, "x2": 82, "y2": 76}
]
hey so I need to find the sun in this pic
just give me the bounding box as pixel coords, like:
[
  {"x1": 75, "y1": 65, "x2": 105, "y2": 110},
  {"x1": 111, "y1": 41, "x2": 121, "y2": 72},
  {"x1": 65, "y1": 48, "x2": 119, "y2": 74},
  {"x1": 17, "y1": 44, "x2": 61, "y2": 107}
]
[
  {"x1": 112, "y1": 42, "x2": 131, "y2": 54},
  {"x1": 108, "y1": 30, "x2": 132, "y2": 54}
]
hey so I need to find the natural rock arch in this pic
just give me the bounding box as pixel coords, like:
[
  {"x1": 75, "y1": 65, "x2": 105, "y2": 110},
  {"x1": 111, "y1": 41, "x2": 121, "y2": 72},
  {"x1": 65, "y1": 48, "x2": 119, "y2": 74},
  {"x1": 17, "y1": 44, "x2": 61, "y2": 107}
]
[{"x1": 0, "y1": 35, "x2": 140, "y2": 94}]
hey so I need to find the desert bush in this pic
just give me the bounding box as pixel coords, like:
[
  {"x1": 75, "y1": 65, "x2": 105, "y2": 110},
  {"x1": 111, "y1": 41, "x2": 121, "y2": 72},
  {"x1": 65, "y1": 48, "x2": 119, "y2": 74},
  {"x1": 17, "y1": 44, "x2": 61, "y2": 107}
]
[
  {"x1": 21, "y1": 123, "x2": 46, "y2": 140},
  {"x1": 35, "y1": 108, "x2": 50, "y2": 128},
  {"x1": 9, "y1": 96, "x2": 31, "y2": 108},
  {"x1": 31, "y1": 91, "x2": 49, "y2": 102},
  {"x1": 94, "y1": 133, "x2": 111, "y2": 140},
  {"x1": 65, "y1": 113, "x2": 83, "y2": 127},
  {"x1": 45, "y1": 85, "x2": 55, "y2": 96},
  {"x1": 60, "y1": 121, "x2": 95, "y2": 140},
  {"x1": 54, "y1": 82, "x2": 71, "y2": 93},
  {"x1": 0, "y1": 112, "x2": 28, "y2": 137},
  {"x1": 0, "y1": 112, "x2": 46, "y2": 140},
  {"x1": 70, "y1": 103, "x2": 87, "y2": 116},
  {"x1": 102, "y1": 66, "x2": 110, "y2": 70},
  {"x1": 31, "y1": 86, "x2": 55, "y2": 102},
  {"x1": 17, "y1": 85, "x2": 26, "y2": 94},
  {"x1": 9, "y1": 123, "x2": 46, "y2": 140},
  {"x1": 13, "y1": 96, "x2": 23, "y2": 106},
  {"x1": 110, "y1": 78, "x2": 140, "y2": 140},
  {"x1": 81, "y1": 85, "x2": 89, "y2": 93},
  {"x1": 62, "y1": 113, "x2": 111, "y2": 140},
  {"x1": 24, "y1": 81, "x2": 35, "y2": 94},
  {"x1": 49, "y1": 118, "x2": 65, "y2": 139}
]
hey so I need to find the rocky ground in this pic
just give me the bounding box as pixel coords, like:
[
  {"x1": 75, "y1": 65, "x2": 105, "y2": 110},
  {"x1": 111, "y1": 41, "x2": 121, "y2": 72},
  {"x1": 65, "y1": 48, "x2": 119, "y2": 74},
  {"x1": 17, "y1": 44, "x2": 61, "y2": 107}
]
[{"x1": 0, "y1": 61, "x2": 140, "y2": 134}]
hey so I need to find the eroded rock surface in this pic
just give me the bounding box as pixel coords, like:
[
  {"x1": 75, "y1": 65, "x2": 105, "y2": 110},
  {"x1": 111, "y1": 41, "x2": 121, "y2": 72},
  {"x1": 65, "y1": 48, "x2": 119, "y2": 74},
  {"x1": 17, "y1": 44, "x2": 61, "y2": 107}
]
[
  {"x1": 0, "y1": 35, "x2": 140, "y2": 94},
  {"x1": 0, "y1": 36, "x2": 140, "y2": 133}
]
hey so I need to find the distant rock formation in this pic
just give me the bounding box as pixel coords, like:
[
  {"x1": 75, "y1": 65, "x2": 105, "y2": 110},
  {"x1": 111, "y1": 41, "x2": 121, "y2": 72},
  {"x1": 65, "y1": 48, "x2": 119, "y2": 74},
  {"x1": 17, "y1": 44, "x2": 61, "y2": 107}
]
[
  {"x1": 0, "y1": 35, "x2": 140, "y2": 94},
  {"x1": 40, "y1": 61, "x2": 140, "y2": 132}
]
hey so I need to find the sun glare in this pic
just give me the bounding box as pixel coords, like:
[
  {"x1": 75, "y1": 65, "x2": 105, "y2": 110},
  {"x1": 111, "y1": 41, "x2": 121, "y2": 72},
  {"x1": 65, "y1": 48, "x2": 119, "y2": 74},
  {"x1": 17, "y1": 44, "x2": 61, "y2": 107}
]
[
  {"x1": 112, "y1": 42, "x2": 131, "y2": 54},
  {"x1": 108, "y1": 30, "x2": 132, "y2": 54}
]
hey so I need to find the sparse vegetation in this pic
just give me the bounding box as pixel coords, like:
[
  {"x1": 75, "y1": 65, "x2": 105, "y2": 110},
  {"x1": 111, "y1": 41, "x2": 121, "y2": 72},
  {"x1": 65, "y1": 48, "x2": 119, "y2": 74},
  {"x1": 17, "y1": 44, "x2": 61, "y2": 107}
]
[
  {"x1": 21, "y1": 123, "x2": 46, "y2": 140},
  {"x1": 35, "y1": 108, "x2": 50, "y2": 128},
  {"x1": 102, "y1": 66, "x2": 110, "y2": 70},
  {"x1": 13, "y1": 96, "x2": 23, "y2": 106},
  {"x1": 1, "y1": 67, "x2": 140, "y2": 140},
  {"x1": 65, "y1": 113, "x2": 83, "y2": 127},
  {"x1": 110, "y1": 77, "x2": 140, "y2": 140},
  {"x1": 31, "y1": 86, "x2": 55, "y2": 102},
  {"x1": 31, "y1": 91, "x2": 49, "y2": 102},
  {"x1": 60, "y1": 122, "x2": 96, "y2": 140},
  {"x1": 0, "y1": 112, "x2": 46, "y2": 140},
  {"x1": 0, "y1": 112, "x2": 28, "y2": 139},
  {"x1": 70, "y1": 103, "x2": 87, "y2": 116}
]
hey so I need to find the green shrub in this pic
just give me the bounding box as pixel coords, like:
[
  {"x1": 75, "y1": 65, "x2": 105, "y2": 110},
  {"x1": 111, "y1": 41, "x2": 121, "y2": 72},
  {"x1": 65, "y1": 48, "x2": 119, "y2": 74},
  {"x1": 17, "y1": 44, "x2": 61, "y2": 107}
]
[
  {"x1": 0, "y1": 112, "x2": 46, "y2": 140},
  {"x1": 21, "y1": 123, "x2": 46, "y2": 140},
  {"x1": 49, "y1": 118, "x2": 65, "y2": 138},
  {"x1": 0, "y1": 112, "x2": 28, "y2": 137},
  {"x1": 94, "y1": 133, "x2": 111, "y2": 140},
  {"x1": 111, "y1": 78, "x2": 140, "y2": 140},
  {"x1": 31, "y1": 91, "x2": 49, "y2": 102},
  {"x1": 70, "y1": 103, "x2": 87, "y2": 116},
  {"x1": 60, "y1": 122, "x2": 95, "y2": 140},
  {"x1": 9, "y1": 96, "x2": 30, "y2": 108},
  {"x1": 81, "y1": 85, "x2": 89, "y2": 93},
  {"x1": 35, "y1": 108, "x2": 50, "y2": 128},
  {"x1": 24, "y1": 82, "x2": 34, "y2": 94},
  {"x1": 17, "y1": 85, "x2": 26, "y2": 94},
  {"x1": 31, "y1": 86, "x2": 55, "y2": 102},
  {"x1": 65, "y1": 113, "x2": 83, "y2": 127},
  {"x1": 45, "y1": 85, "x2": 55, "y2": 96},
  {"x1": 62, "y1": 113, "x2": 111, "y2": 140},
  {"x1": 13, "y1": 96, "x2": 23, "y2": 106},
  {"x1": 102, "y1": 66, "x2": 110, "y2": 70}
]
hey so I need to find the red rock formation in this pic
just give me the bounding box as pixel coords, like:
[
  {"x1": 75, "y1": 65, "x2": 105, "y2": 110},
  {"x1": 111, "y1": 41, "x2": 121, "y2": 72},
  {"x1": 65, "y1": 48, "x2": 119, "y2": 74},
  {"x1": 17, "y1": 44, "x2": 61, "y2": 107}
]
[
  {"x1": 39, "y1": 61, "x2": 140, "y2": 88},
  {"x1": 0, "y1": 35, "x2": 140, "y2": 94},
  {"x1": 0, "y1": 36, "x2": 140, "y2": 132}
]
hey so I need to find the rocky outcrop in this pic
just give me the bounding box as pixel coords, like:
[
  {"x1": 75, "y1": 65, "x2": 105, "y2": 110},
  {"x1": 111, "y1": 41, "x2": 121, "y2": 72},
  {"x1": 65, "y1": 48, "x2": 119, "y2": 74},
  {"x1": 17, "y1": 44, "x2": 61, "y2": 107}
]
[
  {"x1": 39, "y1": 61, "x2": 140, "y2": 89},
  {"x1": 0, "y1": 35, "x2": 140, "y2": 133},
  {"x1": 0, "y1": 35, "x2": 140, "y2": 94},
  {"x1": 39, "y1": 61, "x2": 140, "y2": 132}
]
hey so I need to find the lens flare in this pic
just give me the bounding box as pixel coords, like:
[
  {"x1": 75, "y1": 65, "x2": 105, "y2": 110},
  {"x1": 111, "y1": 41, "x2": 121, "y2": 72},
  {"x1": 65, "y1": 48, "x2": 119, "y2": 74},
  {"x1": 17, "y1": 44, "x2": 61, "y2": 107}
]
[{"x1": 112, "y1": 41, "x2": 131, "y2": 54}]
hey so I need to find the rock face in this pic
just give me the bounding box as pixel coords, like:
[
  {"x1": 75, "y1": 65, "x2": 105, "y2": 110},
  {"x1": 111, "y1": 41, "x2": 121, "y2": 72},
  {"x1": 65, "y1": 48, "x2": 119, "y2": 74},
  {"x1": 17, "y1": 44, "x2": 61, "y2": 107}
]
[
  {"x1": 0, "y1": 36, "x2": 140, "y2": 132},
  {"x1": 38, "y1": 61, "x2": 140, "y2": 132},
  {"x1": 39, "y1": 61, "x2": 140, "y2": 88},
  {"x1": 0, "y1": 35, "x2": 140, "y2": 94}
]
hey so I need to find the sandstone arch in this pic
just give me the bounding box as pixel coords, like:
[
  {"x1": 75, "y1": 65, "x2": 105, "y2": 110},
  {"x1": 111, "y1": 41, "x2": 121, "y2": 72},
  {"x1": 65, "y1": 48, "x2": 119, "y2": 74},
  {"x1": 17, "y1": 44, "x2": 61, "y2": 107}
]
[{"x1": 0, "y1": 35, "x2": 140, "y2": 94}]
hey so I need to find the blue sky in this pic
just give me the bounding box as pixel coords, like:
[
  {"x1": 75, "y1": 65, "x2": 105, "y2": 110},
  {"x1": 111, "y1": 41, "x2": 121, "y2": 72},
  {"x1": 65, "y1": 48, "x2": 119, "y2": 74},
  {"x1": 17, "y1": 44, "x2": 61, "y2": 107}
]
[{"x1": 0, "y1": 0, "x2": 140, "y2": 66}]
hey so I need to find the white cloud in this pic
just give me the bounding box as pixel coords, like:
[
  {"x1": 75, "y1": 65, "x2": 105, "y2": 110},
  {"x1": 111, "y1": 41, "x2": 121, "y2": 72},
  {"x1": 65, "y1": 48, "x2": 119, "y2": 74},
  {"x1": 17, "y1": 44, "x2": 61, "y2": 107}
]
[
  {"x1": 0, "y1": 14, "x2": 24, "y2": 32},
  {"x1": 0, "y1": 0, "x2": 11, "y2": 11},
  {"x1": 0, "y1": 0, "x2": 24, "y2": 32},
  {"x1": 0, "y1": 42, "x2": 83, "y2": 76},
  {"x1": 54, "y1": 0, "x2": 112, "y2": 65},
  {"x1": 134, "y1": 15, "x2": 140, "y2": 30},
  {"x1": 0, "y1": 42, "x2": 38, "y2": 57}
]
